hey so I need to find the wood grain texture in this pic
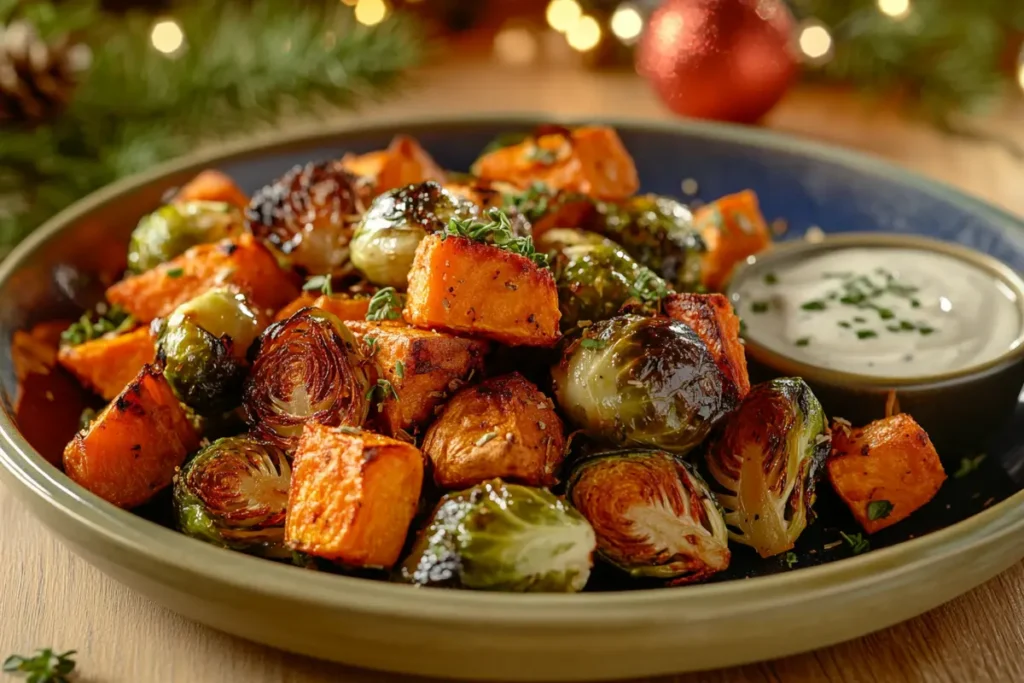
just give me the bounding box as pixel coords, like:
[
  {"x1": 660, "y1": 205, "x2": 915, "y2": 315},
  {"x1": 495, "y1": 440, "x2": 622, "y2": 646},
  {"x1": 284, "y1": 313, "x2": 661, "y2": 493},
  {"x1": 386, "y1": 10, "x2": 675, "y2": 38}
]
[{"x1": 2, "y1": 61, "x2": 1024, "y2": 682}]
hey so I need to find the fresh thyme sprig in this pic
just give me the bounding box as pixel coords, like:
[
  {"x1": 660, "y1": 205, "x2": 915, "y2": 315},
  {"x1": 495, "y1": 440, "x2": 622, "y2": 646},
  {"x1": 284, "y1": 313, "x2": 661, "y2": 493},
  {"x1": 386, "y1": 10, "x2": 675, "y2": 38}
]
[
  {"x1": 3, "y1": 648, "x2": 77, "y2": 683},
  {"x1": 365, "y1": 287, "x2": 403, "y2": 322},
  {"x1": 302, "y1": 274, "x2": 333, "y2": 297},
  {"x1": 59, "y1": 304, "x2": 134, "y2": 347},
  {"x1": 442, "y1": 208, "x2": 550, "y2": 268}
]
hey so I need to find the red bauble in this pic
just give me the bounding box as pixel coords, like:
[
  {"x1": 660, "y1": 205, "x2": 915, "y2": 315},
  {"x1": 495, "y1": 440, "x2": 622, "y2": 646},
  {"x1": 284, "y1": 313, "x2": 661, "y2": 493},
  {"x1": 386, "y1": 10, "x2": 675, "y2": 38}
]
[{"x1": 636, "y1": 0, "x2": 799, "y2": 123}]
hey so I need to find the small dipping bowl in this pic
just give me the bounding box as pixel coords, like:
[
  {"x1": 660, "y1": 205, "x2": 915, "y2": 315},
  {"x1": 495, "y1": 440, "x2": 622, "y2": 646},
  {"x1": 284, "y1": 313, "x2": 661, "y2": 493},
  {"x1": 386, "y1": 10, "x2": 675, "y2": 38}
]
[{"x1": 727, "y1": 232, "x2": 1024, "y2": 456}]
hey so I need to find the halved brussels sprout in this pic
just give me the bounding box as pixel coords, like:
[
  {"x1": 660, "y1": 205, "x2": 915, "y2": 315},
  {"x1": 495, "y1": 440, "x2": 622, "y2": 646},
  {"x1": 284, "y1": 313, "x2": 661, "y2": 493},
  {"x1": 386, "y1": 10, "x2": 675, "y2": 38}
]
[
  {"x1": 586, "y1": 195, "x2": 706, "y2": 292},
  {"x1": 155, "y1": 287, "x2": 264, "y2": 415},
  {"x1": 350, "y1": 181, "x2": 478, "y2": 287},
  {"x1": 173, "y1": 436, "x2": 291, "y2": 558},
  {"x1": 242, "y1": 307, "x2": 372, "y2": 453},
  {"x1": 245, "y1": 160, "x2": 371, "y2": 276},
  {"x1": 551, "y1": 314, "x2": 733, "y2": 455},
  {"x1": 128, "y1": 201, "x2": 241, "y2": 273},
  {"x1": 705, "y1": 378, "x2": 829, "y2": 558},
  {"x1": 566, "y1": 449, "x2": 730, "y2": 583},
  {"x1": 542, "y1": 229, "x2": 670, "y2": 330},
  {"x1": 397, "y1": 479, "x2": 595, "y2": 592}
]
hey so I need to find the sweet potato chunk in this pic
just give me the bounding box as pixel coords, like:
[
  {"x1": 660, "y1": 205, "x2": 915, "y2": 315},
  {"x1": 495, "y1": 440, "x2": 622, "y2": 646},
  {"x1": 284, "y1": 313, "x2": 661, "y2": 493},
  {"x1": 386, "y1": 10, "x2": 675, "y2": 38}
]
[
  {"x1": 63, "y1": 365, "x2": 199, "y2": 508},
  {"x1": 828, "y1": 413, "x2": 946, "y2": 534},
  {"x1": 664, "y1": 292, "x2": 750, "y2": 400},
  {"x1": 341, "y1": 135, "x2": 446, "y2": 196},
  {"x1": 345, "y1": 320, "x2": 488, "y2": 437},
  {"x1": 57, "y1": 327, "x2": 156, "y2": 400},
  {"x1": 285, "y1": 425, "x2": 423, "y2": 568},
  {"x1": 274, "y1": 294, "x2": 371, "y2": 323},
  {"x1": 422, "y1": 373, "x2": 565, "y2": 489},
  {"x1": 472, "y1": 126, "x2": 639, "y2": 201},
  {"x1": 695, "y1": 190, "x2": 772, "y2": 291},
  {"x1": 404, "y1": 234, "x2": 560, "y2": 346},
  {"x1": 175, "y1": 169, "x2": 249, "y2": 210},
  {"x1": 273, "y1": 292, "x2": 318, "y2": 322},
  {"x1": 106, "y1": 234, "x2": 299, "y2": 322}
]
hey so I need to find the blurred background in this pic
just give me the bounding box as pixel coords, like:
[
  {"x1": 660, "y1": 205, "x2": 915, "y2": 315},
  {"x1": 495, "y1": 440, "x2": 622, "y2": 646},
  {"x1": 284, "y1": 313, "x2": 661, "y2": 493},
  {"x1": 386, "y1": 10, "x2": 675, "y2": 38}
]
[{"x1": 1, "y1": 0, "x2": 1023, "y2": 257}]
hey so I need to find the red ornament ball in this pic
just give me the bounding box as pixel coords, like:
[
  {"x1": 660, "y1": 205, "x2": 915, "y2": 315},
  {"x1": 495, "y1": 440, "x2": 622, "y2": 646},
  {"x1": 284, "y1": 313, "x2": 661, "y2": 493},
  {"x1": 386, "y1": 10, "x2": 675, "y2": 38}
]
[{"x1": 636, "y1": 0, "x2": 799, "y2": 123}]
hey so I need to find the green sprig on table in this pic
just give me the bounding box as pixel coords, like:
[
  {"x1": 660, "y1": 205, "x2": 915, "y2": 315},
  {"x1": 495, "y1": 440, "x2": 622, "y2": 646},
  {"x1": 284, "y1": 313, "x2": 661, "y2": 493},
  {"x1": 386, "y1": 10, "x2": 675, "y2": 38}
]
[
  {"x1": 3, "y1": 648, "x2": 77, "y2": 683},
  {"x1": 0, "y1": 0, "x2": 422, "y2": 258}
]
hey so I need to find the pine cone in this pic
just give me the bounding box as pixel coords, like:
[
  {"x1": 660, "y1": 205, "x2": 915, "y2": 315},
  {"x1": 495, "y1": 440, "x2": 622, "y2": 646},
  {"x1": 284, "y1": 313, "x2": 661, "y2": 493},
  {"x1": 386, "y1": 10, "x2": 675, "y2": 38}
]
[{"x1": 0, "y1": 20, "x2": 91, "y2": 124}]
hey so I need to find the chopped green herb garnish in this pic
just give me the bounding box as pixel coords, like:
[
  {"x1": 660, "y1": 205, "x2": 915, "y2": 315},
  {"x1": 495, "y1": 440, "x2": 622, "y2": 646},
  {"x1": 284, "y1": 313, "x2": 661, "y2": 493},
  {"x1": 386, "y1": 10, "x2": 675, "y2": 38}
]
[
  {"x1": 784, "y1": 551, "x2": 798, "y2": 568},
  {"x1": 525, "y1": 145, "x2": 558, "y2": 165},
  {"x1": 502, "y1": 182, "x2": 556, "y2": 223},
  {"x1": 60, "y1": 304, "x2": 135, "y2": 347},
  {"x1": 365, "y1": 378, "x2": 399, "y2": 406},
  {"x1": 338, "y1": 425, "x2": 362, "y2": 435},
  {"x1": 840, "y1": 531, "x2": 870, "y2": 555},
  {"x1": 954, "y1": 453, "x2": 986, "y2": 478},
  {"x1": 856, "y1": 329, "x2": 878, "y2": 339},
  {"x1": 475, "y1": 432, "x2": 497, "y2": 447},
  {"x1": 444, "y1": 208, "x2": 550, "y2": 268},
  {"x1": 801, "y1": 300, "x2": 827, "y2": 311},
  {"x1": 838, "y1": 321, "x2": 852, "y2": 329},
  {"x1": 876, "y1": 307, "x2": 895, "y2": 320},
  {"x1": 580, "y1": 338, "x2": 608, "y2": 350},
  {"x1": 395, "y1": 360, "x2": 405, "y2": 379},
  {"x1": 365, "y1": 287, "x2": 404, "y2": 321},
  {"x1": 910, "y1": 299, "x2": 921, "y2": 308},
  {"x1": 867, "y1": 500, "x2": 893, "y2": 520},
  {"x1": 751, "y1": 301, "x2": 770, "y2": 314},
  {"x1": 165, "y1": 267, "x2": 184, "y2": 278},
  {"x1": 303, "y1": 273, "x2": 333, "y2": 296},
  {"x1": 763, "y1": 272, "x2": 778, "y2": 285},
  {"x1": 918, "y1": 325, "x2": 936, "y2": 335},
  {"x1": 853, "y1": 316, "x2": 867, "y2": 323},
  {"x1": 899, "y1": 320, "x2": 916, "y2": 331},
  {"x1": 3, "y1": 648, "x2": 77, "y2": 682},
  {"x1": 795, "y1": 337, "x2": 811, "y2": 347}
]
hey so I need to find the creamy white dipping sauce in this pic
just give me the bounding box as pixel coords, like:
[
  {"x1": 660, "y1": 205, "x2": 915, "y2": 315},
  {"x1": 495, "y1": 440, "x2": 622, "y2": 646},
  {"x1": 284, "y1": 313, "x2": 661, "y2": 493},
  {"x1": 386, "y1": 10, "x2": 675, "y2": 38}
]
[{"x1": 733, "y1": 247, "x2": 1022, "y2": 378}]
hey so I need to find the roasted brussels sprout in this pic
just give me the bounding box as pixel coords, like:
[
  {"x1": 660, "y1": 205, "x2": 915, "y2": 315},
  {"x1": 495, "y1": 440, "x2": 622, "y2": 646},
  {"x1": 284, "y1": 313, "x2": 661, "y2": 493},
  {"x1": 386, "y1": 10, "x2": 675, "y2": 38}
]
[
  {"x1": 566, "y1": 449, "x2": 730, "y2": 583},
  {"x1": 350, "y1": 181, "x2": 478, "y2": 287},
  {"x1": 242, "y1": 307, "x2": 372, "y2": 453},
  {"x1": 552, "y1": 314, "x2": 733, "y2": 454},
  {"x1": 542, "y1": 229, "x2": 670, "y2": 330},
  {"x1": 155, "y1": 287, "x2": 264, "y2": 415},
  {"x1": 127, "y1": 201, "x2": 241, "y2": 273},
  {"x1": 173, "y1": 436, "x2": 291, "y2": 558},
  {"x1": 397, "y1": 479, "x2": 595, "y2": 592},
  {"x1": 585, "y1": 195, "x2": 706, "y2": 291},
  {"x1": 245, "y1": 160, "x2": 372, "y2": 276},
  {"x1": 705, "y1": 378, "x2": 829, "y2": 558}
]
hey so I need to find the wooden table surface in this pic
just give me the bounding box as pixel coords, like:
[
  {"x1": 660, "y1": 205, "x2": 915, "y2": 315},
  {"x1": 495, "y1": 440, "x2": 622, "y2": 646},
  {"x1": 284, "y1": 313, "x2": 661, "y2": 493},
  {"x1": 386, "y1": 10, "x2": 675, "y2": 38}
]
[{"x1": 2, "y1": 61, "x2": 1024, "y2": 682}]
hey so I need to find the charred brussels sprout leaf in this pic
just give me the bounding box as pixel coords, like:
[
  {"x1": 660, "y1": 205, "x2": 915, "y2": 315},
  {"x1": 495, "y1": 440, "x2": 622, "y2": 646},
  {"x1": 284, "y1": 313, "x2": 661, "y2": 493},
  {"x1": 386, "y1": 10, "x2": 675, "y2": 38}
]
[
  {"x1": 174, "y1": 436, "x2": 291, "y2": 557},
  {"x1": 705, "y1": 378, "x2": 829, "y2": 558},
  {"x1": 245, "y1": 161, "x2": 371, "y2": 277},
  {"x1": 398, "y1": 479, "x2": 595, "y2": 592},
  {"x1": 351, "y1": 181, "x2": 478, "y2": 287},
  {"x1": 128, "y1": 201, "x2": 242, "y2": 274},
  {"x1": 566, "y1": 450, "x2": 730, "y2": 583},
  {"x1": 542, "y1": 230, "x2": 670, "y2": 330},
  {"x1": 552, "y1": 315, "x2": 734, "y2": 454},
  {"x1": 156, "y1": 288, "x2": 264, "y2": 415},
  {"x1": 243, "y1": 307, "x2": 372, "y2": 453},
  {"x1": 585, "y1": 195, "x2": 706, "y2": 291}
]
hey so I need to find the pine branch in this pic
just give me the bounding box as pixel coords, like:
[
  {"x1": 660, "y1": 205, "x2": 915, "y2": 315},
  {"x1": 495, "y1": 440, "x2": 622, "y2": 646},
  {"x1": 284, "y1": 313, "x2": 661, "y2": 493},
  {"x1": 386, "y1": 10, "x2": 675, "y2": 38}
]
[{"x1": 0, "y1": 0, "x2": 423, "y2": 256}]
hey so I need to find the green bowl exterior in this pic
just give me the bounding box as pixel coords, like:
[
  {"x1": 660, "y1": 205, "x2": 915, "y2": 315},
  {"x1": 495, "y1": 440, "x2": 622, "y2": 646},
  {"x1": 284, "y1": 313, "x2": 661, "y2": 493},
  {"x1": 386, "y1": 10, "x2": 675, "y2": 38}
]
[{"x1": 0, "y1": 114, "x2": 1023, "y2": 680}]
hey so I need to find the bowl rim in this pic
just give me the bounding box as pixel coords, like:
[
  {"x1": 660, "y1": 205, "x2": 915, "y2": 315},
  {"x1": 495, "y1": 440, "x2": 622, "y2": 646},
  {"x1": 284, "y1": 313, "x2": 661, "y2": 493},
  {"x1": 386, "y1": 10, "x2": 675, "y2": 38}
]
[
  {"x1": 1, "y1": 112, "x2": 1023, "y2": 626},
  {"x1": 725, "y1": 231, "x2": 1024, "y2": 387}
]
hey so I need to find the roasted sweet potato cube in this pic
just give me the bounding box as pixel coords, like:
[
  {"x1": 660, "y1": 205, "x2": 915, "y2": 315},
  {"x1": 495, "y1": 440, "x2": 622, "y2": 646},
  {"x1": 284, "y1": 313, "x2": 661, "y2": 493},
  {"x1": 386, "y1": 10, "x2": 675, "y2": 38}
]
[
  {"x1": 273, "y1": 293, "x2": 318, "y2": 322},
  {"x1": 57, "y1": 327, "x2": 156, "y2": 400},
  {"x1": 63, "y1": 365, "x2": 199, "y2": 508},
  {"x1": 422, "y1": 373, "x2": 566, "y2": 489},
  {"x1": 341, "y1": 135, "x2": 446, "y2": 196},
  {"x1": 106, "y1": 234, "x2": 299, "y2": 322},
  {"x1": 175, "y1": 169, "x2": 249, "y2": 210},
  {"x1": 695, "y1": 190, "x2": 772, "y2": 291},
  {"x1": 344, "y1": 320, "x2": 488, "y2": 437},
  {"x1": 274, "y1": 294, "x2": 371, "y2": 323},
  {"x1": 404, "y1": 234, "x2": 560, "y2": 346},
  {"x1": 285, "y1": 425, "x2": 424, "y2": 568},
  {"x1": 828, "y1": 413, "x2": 947, "y2": 534},
  {"x1": 472, "y1": 126, "x2": 639, "y2": 201},
  {"x1": 664, "y1": 292, "x2": 750, "y2": 400}
]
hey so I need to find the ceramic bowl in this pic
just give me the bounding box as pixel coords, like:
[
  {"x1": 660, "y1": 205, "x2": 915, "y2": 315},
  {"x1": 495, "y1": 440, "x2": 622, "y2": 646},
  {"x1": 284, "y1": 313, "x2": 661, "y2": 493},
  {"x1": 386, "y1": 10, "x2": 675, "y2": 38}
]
[
  {"x1": 0, "y1": 115, "x2": 1022, "y2": 682},
  {"x1": 726, "y1": 232, "x2": 1024, "y2": 456}
]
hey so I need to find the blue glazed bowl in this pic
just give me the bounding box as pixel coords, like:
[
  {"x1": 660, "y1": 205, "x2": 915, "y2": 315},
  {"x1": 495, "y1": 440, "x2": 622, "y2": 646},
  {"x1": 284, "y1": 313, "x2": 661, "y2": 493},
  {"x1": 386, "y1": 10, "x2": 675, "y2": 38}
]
[{"x1": 0, "y1": 115, "x2": 1022, "y2": 681}]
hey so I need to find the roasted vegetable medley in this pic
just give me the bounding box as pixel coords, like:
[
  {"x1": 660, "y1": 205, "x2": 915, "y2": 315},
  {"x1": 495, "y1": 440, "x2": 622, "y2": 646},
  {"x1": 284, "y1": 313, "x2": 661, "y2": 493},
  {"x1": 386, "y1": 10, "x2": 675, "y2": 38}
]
[{"x1": 23, "y1": 126, "x2": 953, "y2": 593}]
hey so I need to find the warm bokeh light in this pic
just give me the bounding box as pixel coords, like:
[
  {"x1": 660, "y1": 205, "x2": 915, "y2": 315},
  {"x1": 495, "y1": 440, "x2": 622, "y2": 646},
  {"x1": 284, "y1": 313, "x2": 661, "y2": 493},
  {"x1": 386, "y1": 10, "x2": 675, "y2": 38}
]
[
  {"x1": 354, "y1": 0, "x2": 388, "y2": 26},
  {"x1": 546, "y1": 0, "x2": 583, "y2": 34},
  {"x1": 1018, "y1": 58, "x2": 1024, "y2": 93},
  {"x1": 877, "y1": 0, "x2": 911, "y2": 19},
  {"x1": 566, "y1": 14, "x2": 601, "y2": 51},
  {"x1": 798, "y1": 21, "x2": 833, "y2": 63},
  {"x1": 610, "y1": 4, "x2": 644, "y2": 43},
  {"x1": 150, "y1": 19, "x2": 184, "y2": 55},
  {"x1": 494, "y1": 26, "x2": 538, "y2": 66},
  {"x1": 340, "y1": 0, "x2": 357, "y2": 6}
]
